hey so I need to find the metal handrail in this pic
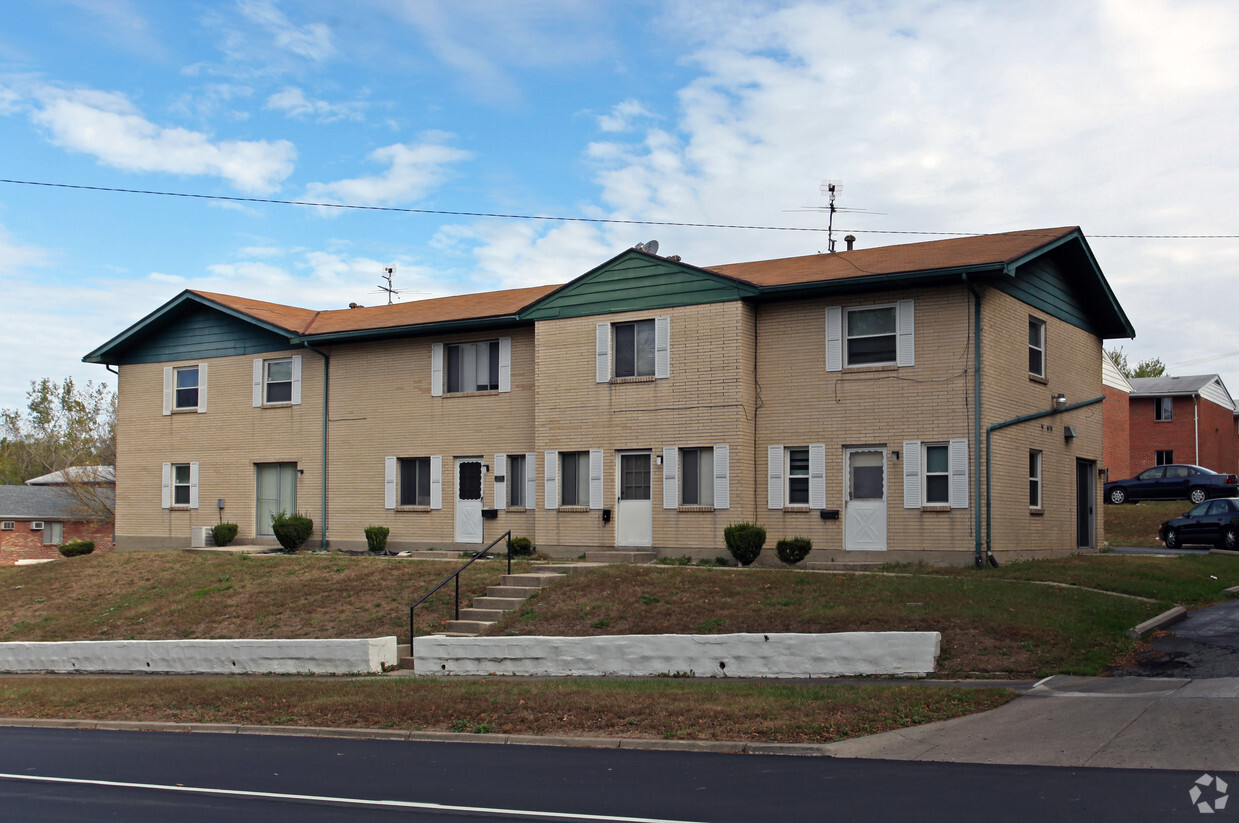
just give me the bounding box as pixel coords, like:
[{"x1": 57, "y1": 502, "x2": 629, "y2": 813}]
[{"x1": 408, "y1": 530, "x2": 511, "y2": 653}]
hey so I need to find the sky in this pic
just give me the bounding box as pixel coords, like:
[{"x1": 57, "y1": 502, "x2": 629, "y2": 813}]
[{"x1": 1, "y1": 0, "x2": 1238, "y2": 414}]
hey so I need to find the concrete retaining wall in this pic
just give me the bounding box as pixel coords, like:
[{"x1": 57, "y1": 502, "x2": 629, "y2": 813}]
[
  {"x1": 413, "y1": 632, "x2": 941, "y2": 678},
  {"x1": 0, "y1": 637, "x2": 397, "y2": 675}
]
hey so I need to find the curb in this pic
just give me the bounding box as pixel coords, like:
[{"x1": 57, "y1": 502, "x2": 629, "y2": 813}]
[
  {"x1": 0, "y1": 716, "x2": 831, "y2": 756},
  {"x1": 1125, "y1": 605, "x2": 1188, "y2": 639}
]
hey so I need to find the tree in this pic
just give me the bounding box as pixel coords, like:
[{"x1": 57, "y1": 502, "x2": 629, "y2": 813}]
[
  {"x1": 0, "y1": 377, "x2": 116, "y2": 519},
  {"x1": 1106, "y1": 347, "x2": 1166, "y2": 380}
]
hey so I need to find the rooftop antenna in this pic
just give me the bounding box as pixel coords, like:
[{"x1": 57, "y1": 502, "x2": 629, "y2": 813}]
[
  {"x1": 379, "y1": 267, "x2": 398, "y2": 305},
  {"x1": 784, "y1": 180, "x2": 884, "y2": 253}
]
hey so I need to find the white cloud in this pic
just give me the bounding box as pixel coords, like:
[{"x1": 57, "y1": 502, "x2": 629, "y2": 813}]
[
  {"x1": 0, "y1": 224, "x2": 50, "y2": 275},
  {"x1": 265, "y1": 86, "x2": 365, "y2": 122},
  {"x1": 304, "y1": 134, "x2": 472, "y2": 207},
  {"x1": 29, "y1": 86, "x2": 296, "y2": 193},
  {"x1": 596, "y1": 99, "x2": 656, "y2": 133},
  {"x1": 237, "y1": 0, "x2": 335, "y2": 62}
]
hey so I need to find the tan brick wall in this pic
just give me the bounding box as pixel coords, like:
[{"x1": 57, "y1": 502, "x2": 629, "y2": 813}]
[{"x1": 115, "y1": 350, "x2": 325, "y2": 549}]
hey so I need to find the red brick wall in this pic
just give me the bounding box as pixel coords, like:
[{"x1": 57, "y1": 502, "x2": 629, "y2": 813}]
[
  {"x1": 0, "y1": 520, "x2": 115, "y2": 565},
  {"x1": 1128, "y1": 395, "x2": 1237, "y2": 474},
  {"x1": 1103, "y1": 385, "x2": 1130, "y2": 481}
]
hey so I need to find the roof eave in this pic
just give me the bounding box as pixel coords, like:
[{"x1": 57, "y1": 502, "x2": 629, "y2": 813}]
[
  {"x1": 295, "y1": 314, "x2": 529, "y2": 345},
  {"x1": 751, "y1": 262, "x2": 1007, "y2": 298}
]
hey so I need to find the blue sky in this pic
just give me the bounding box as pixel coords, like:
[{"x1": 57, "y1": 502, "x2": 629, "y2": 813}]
[{"x1": 2, "y1": 0, "x2": 1238, "y2": 413}]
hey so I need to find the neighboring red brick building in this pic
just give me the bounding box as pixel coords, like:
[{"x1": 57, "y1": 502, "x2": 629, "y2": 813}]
[
  {"x1": 0, "y1": 485, "x2": 115, "y2": 565},
  {"x1": 1126, "y1": 374, "x2": 1238, "y2": 476},
  {"x1": 1102, "y1": 351, "x2": 1133, "y2": 482}
]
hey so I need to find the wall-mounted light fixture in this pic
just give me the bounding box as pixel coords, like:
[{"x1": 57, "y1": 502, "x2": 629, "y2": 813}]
[{"x1": 1053, "y1": 393, "x2": 1067, "y2": 410}]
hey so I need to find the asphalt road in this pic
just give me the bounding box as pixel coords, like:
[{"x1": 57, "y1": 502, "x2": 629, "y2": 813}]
[{"x1": 0, "y1": 727, "x2": 1225, "y2": 821}]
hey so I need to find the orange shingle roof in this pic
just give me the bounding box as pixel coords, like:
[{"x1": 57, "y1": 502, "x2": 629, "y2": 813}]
[{"x1": 705, "y1": 227, "x2": 1080, "y2": 287}]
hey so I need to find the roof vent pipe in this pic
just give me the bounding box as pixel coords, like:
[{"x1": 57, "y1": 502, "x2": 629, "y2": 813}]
[{"x1": 844, "y1": 235, "x2": 856, "y2": 251}]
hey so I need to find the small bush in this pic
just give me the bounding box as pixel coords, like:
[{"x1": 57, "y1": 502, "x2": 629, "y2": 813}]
[
  {"x1": 723, "y1": 522, "x2": 766, "y2": 566},
  {"x1": 775, "y1": 536, "x2": 813, "y2": 565},
  {"x1": 270, "y1": 510, "x2": 314, "y2": 552},
  {"x1": 211, "y1": 523, "x2": 238, "y2": 547},
  {"x1": 58, "y1": 540, "x2": 95, "y2": 558},
  {"x1": 508, "y1": 536, "x2": 534, "y2": 557},
  {"x1": 364, "y1": 525, "x2": 390, "y2": 554}
]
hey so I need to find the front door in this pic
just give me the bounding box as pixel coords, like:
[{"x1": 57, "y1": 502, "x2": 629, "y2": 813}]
[
  {"x1": 1076, "y1": 459, "x2": 1095, "y2": 549},
  {"x1": 454, "y1": 458, "x2": 484, "y2": 544},
  {"x1": 617, "y1": 451, "x2": 652, "y2": 547},
  {"x1": 845, "y1": 448, "x2": 887, "y2": 550},
  {"x1": 256, "y1": 462, "x2": 297, "y2": 536}
]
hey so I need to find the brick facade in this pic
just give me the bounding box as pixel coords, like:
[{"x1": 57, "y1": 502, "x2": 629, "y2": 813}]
[
  {"x1": 1102, "y1": 385, "x2": 1131, "y2": 482},
  {"x1": 0, "y1": 519, "x2": 115, "y2": 565},
  {"x1": 1128, "y1": 395, "x2": 1238, "y2": 475}
]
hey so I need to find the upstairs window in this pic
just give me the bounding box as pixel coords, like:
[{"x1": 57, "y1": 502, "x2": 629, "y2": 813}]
[
  {"x1": 826, "y1": 301, "x2": 914, "y2": 370},
  {"x1": 846, "y1": 306, "x2": 897, "y2": 366},
  {"x1": 163, "y1": 363, "x2": 207, "y2": 414},
  {"x1": 447, "y1": 341, "x2": 500, "y2": 393},
  {"x1": 596, "y1": 318, "x2": 669, "y2": 382},
  {"x1": 1028, "y1": 317, "x2": 1046, "y2": 378},
  {"x1": 253, "y1": 356, "x2": 301, "y2": 407},
  {"x1": 174, "y1": 366, "x2": 199, "y2": 410},
  {"x1": 614, "y1": 320, "x2": 656, "y2": 378},
  {"x1": 1154, "y1": 397, "x2": 1173, "y2": 421}
]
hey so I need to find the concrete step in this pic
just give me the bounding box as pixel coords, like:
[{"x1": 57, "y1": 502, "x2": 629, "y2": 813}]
[
  {"x1": 801, "y1": 560, "x2": 887, "y2": 571},
  {"x1": 458, "y1": 607, "x2": 507, "y2": 622},
  {"x1": 486, "y1": 585, "x2": 543, "y2": 598},
  {"x1": 500, "y1": 573, "x2": 565, "y2": 587},
  {"x1": 471, "y1": 596, "x2": 527, "y2": 610},
  {"x1": 444, "y1": 619, "x2": 495, "y2": 634},
  {"x1": 585, "y1": 550, "x2": 657, "y2": 564}
]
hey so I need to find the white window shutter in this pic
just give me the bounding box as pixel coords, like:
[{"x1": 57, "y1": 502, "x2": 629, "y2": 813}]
[
  {"x1": 163, "y1": 367, "x2": 173, "y2": 415},
  {"x1": 291, "y1": 355, "x2": 302, "y2": 405},
  {"x1": 544, "y1": 451, "x2": 558, "y2": 510},
  {"x1": 384, "y1": 457, "x2": 397, "y2": 509},
  {"x1": 655, "y1": 316, "x2": 670, "y2": 379},
  {"x1": 589, "y1": 449, "x2": 603, "y2": 509},
  {"x1": 525, "y1": 452, "x2": 537, "y2": 509},
  {"x1": 896, "y1": 299, "x2": 915, "y2": 367},
  {"x1": 498, "y1": 337, "x2": 511, "y2": 393},
  {"x1": 809, "y1": 444, "x2": 826, "y2": 509},
  {"x1": 252, "y1": 359, "x2": 263, "y2": 407},
  {"x1": 825, "y1": 307, "x2": 843, "y2": 372},
  {"x1": 429, "y1": 456, "x2": 443, "y2": 510},
  {"x1": 714, "y1": 444, "x2": 730, "y2": 510},
  {"x1": 198, "y1": 363, "x2": 208, "y2": 413},
  {"x1": 430, "y1": 343, "x2": 444, "y2": 397},
  {"x1": 768, "y1": 445, "x2": 784, "y2": 509},
  {"x1": 903, "y1": 441, "x2": 921, "y2": 508},
  {"x1": 161, "y1": 463, "x2": 171, "y2": 508},
  {"x1": 950, "y1": 439, "x2": 969, "y2": 509},
  {"x1": 494, "y1": 453, "x2": 507, "y2": 508},
  {"x1": 189, "y1": 462, "x2": 199, "y2": 509},
  {"x1": 595, "y1": 324, "x2": 610, "y2": 383},
  {"x1": 663, "y1": 447, "x2": 678, "y2": 509}
]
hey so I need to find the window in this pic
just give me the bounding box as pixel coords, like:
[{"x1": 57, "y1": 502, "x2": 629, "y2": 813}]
[
  {"x1": 561, "y1": 452, "x2": 590, "y2": 506},
  {"x1": 846, "y1": 306, "x2": 897, "y2": 366},
  {"x1": 681, "y1": 448, "x2": 714, "y2": 506},
  {"x1": 0, "y1": 521, "x2": 13, "y2": 531},
  {"x1": 447, "y1": 340, "x2": 500, "y2": 392},
  {"x1": 786, "y1": 448, "x2": 810, "y2": 506},
  {"x1": 266, "y1": 359, "x2": 293, "y2": 403},
  {"x1": 614, "y1": 320, "x2": 656, "y2": 378},
  {"x1": 172, "y1": 463, "x2": 192, "y2": 506},
  {"x1": 1156, "y1": 450, "x2": 1174, "y2": 466},
  {"x1": 1028, "y1": 317, "x2": 1046, "y2": 377},
  {"x1": 1029, "y1": 451, "x2": 1042, "y2": 509},
  {"x1": 162, "y1": 462, "x2": 199, "y2": 509},
  {"x1": 41, "y1": 522, "x2": 62, "y2": 546},
  {"x1": 174, "y1": 366, "x2": 199, "y2": 410},
  {"x1": 398, "y1": 458, "x2": 432, "y2": 507},
  {"x1": 508, "y1": 454, "x2": 527, "y2": 507},
  {"x1": 826, "y1": 301, "x2": 913, "y2": 371},
  {"x1": 1154, "y1": 397, "x2": 1173, "y2": 421},
  {"x1": 923, "y1": 444, "x2": 950, "y2": 505}
]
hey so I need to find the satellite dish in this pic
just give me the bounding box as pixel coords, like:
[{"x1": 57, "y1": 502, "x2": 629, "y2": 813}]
[{"x1": 642, "y1": 240, "x2": 659, "y2": 255}]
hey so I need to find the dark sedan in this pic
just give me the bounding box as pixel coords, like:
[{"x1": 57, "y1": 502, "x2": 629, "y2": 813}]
[
  {"x1": 1104, "y1": 464, "x2": 1239, "y2": 505},
  {"x1": 1160, "y1": 498, "x2": 1239, "y2": 550}
]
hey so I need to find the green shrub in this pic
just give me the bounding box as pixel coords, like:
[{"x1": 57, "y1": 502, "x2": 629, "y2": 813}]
[
  {"x1": 365, "y1": 525, "x2": 390, "y2": 554},
  {"x1": 723, "y1": 522, "x2": 766, "y2": 566},
  {"x1": 58, "y1": 540, "x2": 95, "y2": 558},
  {"x1": 775, "y1": 536, "x2": 813, "y2": 565},
  {"x1": 508, "y1": 536, "x2": 533, "y2": 556},
  {"x1": 270, "y1": 510, "x2": 314, "y2": 552},
  {"x1": 211, "y1": 523, "x2": 238, "y2": 547}
]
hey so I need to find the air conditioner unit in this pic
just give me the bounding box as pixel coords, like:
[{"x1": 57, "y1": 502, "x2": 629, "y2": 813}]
[
  {"x1": 30, "y1": 521, "x2": 44, "y2": 531},
  {"x1": 191, "y1": 526, "x2": 217, "y2": 549}
]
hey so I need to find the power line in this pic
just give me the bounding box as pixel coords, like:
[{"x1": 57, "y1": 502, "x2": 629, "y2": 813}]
[{"x1": 4, "y1": 177, "x2": 1239, "y2": 239}]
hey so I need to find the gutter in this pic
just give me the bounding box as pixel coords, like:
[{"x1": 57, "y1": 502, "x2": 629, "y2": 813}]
[
  {"x1": 294, "y1": 315, "x2": 526, "y2": 346},
  {"x1": 963, "y1": 275, "x2": 983, "y2": 565},
  {"x1": 985, "y1": 395, "x2": 1104, "y2": 557},
  {"x1": 1194, "y1": 396, "x2": 1200, "y2": 465},
  {"x1": 302, "y1": 342, "x2": 330, "y2": 551}
]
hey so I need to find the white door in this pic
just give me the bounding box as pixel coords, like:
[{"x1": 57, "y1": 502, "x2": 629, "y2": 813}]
[
  {"x1": 454, "y1": 458, "x2": 484, "y2": 544},
  {"x1": 255, "y1": 463, "x2": 297, "y2": 536},
  {"x1": 617, "y1": 451, "x2": 652, "y2": 547},
  {"x1": 845, "y1": 448, "x2": 887, "y2": 550}
]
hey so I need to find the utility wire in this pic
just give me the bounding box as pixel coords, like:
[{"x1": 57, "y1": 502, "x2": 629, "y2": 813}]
[{"x1": 4, "y1": 177, "x2": 1239, "y2": 239}]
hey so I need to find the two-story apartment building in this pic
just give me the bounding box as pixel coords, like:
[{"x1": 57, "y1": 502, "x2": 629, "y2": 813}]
[{"x1": 85, "y1": 226, "x2": 1134, "y2": 566}]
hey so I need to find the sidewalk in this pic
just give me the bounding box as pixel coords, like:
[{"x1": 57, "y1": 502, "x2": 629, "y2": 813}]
[{"x1": 821, "y1": 675, "x2": 1239, "y2": 771}]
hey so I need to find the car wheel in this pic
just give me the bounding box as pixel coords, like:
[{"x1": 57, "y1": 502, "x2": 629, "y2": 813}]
[
  {"x1": 1220, "y1": 527, "x2": 1238, "y2": 552},
  {"x1": 1188, "y1": 487, "x2": 1208, "y2": 504},
  {"x1": 1108, "y1": 487, "x2": 1128, "y2": 505},
  {"x1": 1164, "y1": 527, "x2": 1180, "y2": 550}
]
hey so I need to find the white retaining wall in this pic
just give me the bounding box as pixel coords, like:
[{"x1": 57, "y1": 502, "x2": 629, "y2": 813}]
[
  {"x1": 413, "y1": 632, "x2": 941, "y2": 678},
  {"x1": 0, "y1": 637, "x2": 397, "y2": 675}
]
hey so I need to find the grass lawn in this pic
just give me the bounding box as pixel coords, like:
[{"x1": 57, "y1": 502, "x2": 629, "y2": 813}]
[{"x1": 1103, "y1": 500, "x2": 1188, "y2": 547}]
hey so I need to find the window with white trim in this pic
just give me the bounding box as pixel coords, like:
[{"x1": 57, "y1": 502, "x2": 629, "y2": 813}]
[
  {"x1": 596, "y1": 317, "x2": 669, "y2": 382},
  {"x1": 0, "y1": 521, "x2": 13, "y2": 530},
  {"x1": 41, "y1": 521, "x2": 62, "y2": 545},
  {"x1": 174, "y1": 366, "x2": 200, "y2": 410},
  {"x1": 846, "y1": 306, "x2": 897, "y2": 366},
  {"x1": 161, "y1": 462, "x2": 199, "y2": 509},
  {"x1": 447, "y1": 340, "x2": 500, "y2": 392},
  {"x1": 253, "y1": 355, "x2": 302, "y2": 406},
  {"x1": 680, "y1": 447, "x2": 714, "y2": 506},
  {"x1": 786, "y1": 448, "x2": 810, "y2": 505},
  {"x1": 1154, "y1": 397, "x2": 1173, "y2": 421},
  {"x1": 172, "y1": 464, "x2": 193, "y2": 506},
  {"x1": 561, "y1": 452, "x2": 590, "y2": 507},
  {"x1": 508, "y1": 454, "x2": 527, "y2": 507},
  {"x1": 1029, "y1": 317, "x2": 1046, "y2": 378},
  {"x1": 1029, "y1": 450, "x2": 1042, "y2": 509},
  {"x1": 903, "y1": 439, "x2": 970, "y2": 509},
  {"x1": 398, "y1": 458, "x2": 432, "y2": 507},
  {"x1": 923, "y1": 444, "x2": 950, "y2": 504},
  {"x1": 767, "y1": 445, "x2": 824, "y2": 510}
]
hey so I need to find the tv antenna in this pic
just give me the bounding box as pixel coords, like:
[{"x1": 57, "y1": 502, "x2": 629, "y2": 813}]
[
  {"x1": 370, "y1": 266, "x2": 427, "y2": 305},
  {"x1": 785, "y1": 180, "x2": 884, "y2": 253}
]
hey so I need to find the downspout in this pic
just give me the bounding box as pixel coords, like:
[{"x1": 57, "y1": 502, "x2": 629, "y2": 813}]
[
  {"x1": 985, "y1": 396, "x2": 1104, "y2": 557},
  {"x1": 963, "y1": 275, "x2": 983, "y2": 567},
  {"x1": 303, "y1": 342, "x2": 330, "y2": 551},
  {"x1": 1194, "y1": 396, "x2": 1200, "y2": 465}
]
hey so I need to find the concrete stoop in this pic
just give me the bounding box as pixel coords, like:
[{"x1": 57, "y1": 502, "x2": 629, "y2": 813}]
[{"x1": 585, "y1": 550, "x2": 657, "y2": 564}]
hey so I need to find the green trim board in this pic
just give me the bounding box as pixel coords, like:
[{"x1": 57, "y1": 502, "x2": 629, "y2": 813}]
[
  {"x1": 521, "y1": 249, "x2": 758, "y2": 321},
  {"x1": 994, "y1": 238, "x2": 1134, "y2": 339}
]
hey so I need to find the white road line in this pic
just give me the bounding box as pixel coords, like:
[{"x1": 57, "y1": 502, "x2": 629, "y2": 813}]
[{"x1": 0, "y1": 772, "x2": 707, "y2": 823}]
